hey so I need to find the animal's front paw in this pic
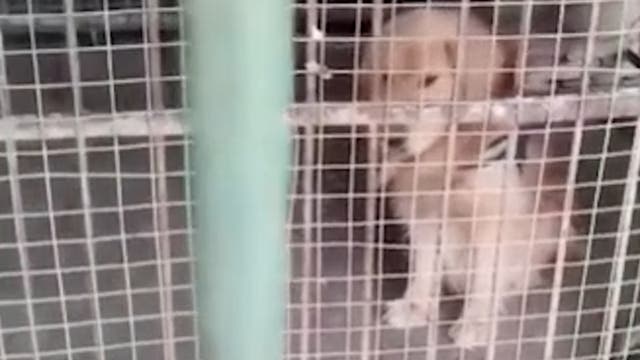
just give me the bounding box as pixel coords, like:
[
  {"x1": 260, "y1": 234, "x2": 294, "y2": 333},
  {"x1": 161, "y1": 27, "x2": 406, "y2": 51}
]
[
  {"x1": 448, "y1": 319, "x2": 491, "y2": 349},
  {"x1": 383, "y1": 298, "x2": 433, "y2": 328}
]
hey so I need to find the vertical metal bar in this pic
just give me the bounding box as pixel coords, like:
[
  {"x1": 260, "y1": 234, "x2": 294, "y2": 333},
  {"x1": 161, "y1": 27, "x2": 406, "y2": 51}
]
[
  {"x1": 285, "y1": 135, "x2": 300, "y2": 359},
  {"x1": 314, "y1": 3, "x2": 329, "y2": 359},
  {"x1": 145, "y1": 0, "x2": 174, "y2": 358},
  {"x1": 188, "y1": 0, "x2": 292, "y2": 360},
  {"x1": 362, "y1": 1, "x2": 384, "y2": 359},
  {"x1": 515, "y1": 125, "x2": 555, "y2": 360},
  {"x1": 370, "y1": 2, "x2": 387, "y2": 358},
  {"x1": 620, "y1": 251, "x2": 640, "y2": 359},
  {"x1": 448, "y1": 3, "x2": 473, "y2": 360},
  {"x1": 348, "y1": 0, "x2": 364, "y2": 358},
  {"x1": 0, "y1": 316, "x2": 5, "y2": 360},
  {"x1": 484, "y1": 109, "x2": 513, "y2": 360},
  {"x1": 347, "y1": 170, "x2": 363, "y2": 353},
  {"x1": 141, "y1": 2, "x2": 169, "y2": 358},
  {"x1": 4, "y1": 9, "x2": 46, "y2": 351},
  {"x1": 175, "y1": 2, "x2": 200, "y2": 358},
  {"x1": 111, "y1": 112, "x2": 140, "y2": 360},
  {"x1": 62, "y1": 0, "x2": 106, "y2": 357},
  {"x1": 516, "y1": 0, "x2": 535, "y2": 97},
  {"x1": 6, "y1": 124, "x2": 40, "y2": 360},
  {"x1": 0, "y1": 29, "x2": 11, "y2": 116},
  {"x1": 64, "y1": 0, "x2": 83, "y2": 112},
  {"x1": 100, "y1": 0, "x2": 139, "y2": 358},
  {"x1": 299, "y1": 78, "x2": 314, "y2": 360},
  {"x1": 452, "y1": 0, "x2": 471, "y2": 103},
  {"x1": 305, "y1": 0, "x2": 318, "y2": 103},
  {"x1": 511, "y1": 6, "x2": 553, "y2": 360},
  {"x1": 147, "y1": 0, "x2": 165, "y2": 112},
  {"x1": 548, "y1": 0, "x2": 569, "y2": 97},
  {"x1": 306, "y1": 2, "x2": 338, "y2": 357},
  {"x1": 59, "y1": 1, "x2": 87, "y2": 358},
  {"x1": 101, "y1": 0, "x2": 118, "y2": 116},
  {"x1": 300, "y1": 1, "x2": 318, "y2": 358}
]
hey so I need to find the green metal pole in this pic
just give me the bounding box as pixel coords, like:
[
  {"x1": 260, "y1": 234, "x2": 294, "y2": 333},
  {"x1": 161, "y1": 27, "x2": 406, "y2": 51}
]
[{"x1": 187, "y1": 0, "x2": 292, "y2": 359}]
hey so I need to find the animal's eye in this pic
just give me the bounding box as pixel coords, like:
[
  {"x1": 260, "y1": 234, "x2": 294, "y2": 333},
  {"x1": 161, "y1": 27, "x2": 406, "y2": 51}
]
[{"x1": 422, "y1": 75, "x2": 438, "y2": 87}]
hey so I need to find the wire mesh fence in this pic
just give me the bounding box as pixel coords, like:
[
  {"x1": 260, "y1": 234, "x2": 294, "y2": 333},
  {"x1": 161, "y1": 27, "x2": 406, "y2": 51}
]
[
  {"x1": 287, "y1": 1, "x2": 640, "y2": 360},
  {"x1": 2, "y1": 0, "x2": 640, "y2": 360},
  {"x1": 0, "y1": 1, "x2": 195, "y2": 360}
]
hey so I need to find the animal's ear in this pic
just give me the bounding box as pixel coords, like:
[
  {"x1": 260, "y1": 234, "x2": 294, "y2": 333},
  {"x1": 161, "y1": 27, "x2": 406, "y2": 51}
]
[{"x1": 443, "y1": 40, "x2": 458, "y2": 68}]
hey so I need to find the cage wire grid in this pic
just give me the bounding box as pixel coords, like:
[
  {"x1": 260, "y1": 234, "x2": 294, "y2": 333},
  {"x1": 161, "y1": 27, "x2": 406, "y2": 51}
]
[
  {"x1": 0, "y1": 1, "x2": 197, "y2": 360},
  {"x1": 287, "y1": 1, "x2": 640, "y2": 360},
  {"x1": 2, "y1": 0, "x2": 640, "y2": 360}
]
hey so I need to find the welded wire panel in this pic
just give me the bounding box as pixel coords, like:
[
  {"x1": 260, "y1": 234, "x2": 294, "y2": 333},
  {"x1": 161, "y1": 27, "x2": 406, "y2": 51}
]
[
  {"x1": 0, "y1": 1, "x2": 195, "y2": 360},
  {"x1": 286, "y1": 1, "x2": 640, "y2": 360}
]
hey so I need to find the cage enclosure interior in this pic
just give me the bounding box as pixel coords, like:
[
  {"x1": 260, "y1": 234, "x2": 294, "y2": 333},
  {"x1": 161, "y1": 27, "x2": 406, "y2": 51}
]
[
  {"x1": 0, "y1": 1, "x2": 640, "y2": 360},
  {"x1": 288, "y1": 1, "x2": 640, "y2": 360},
  {"x1": 0, "y1": 1, "x2": 194, "y2": 360}
]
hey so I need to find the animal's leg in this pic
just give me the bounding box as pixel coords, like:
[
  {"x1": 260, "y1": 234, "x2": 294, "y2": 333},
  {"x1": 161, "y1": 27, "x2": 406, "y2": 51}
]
[
  {"x1": 384, "y1": 221, "x2": 439, "y2": 328},
  {"x1": 449, "y1": 220, "x2": 502, "y2": 348}
]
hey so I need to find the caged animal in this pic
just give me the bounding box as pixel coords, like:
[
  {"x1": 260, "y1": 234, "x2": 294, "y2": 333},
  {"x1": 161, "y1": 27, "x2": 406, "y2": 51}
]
[{"x1": 360, "y1": 8, "x2": 583, "y2": 348}]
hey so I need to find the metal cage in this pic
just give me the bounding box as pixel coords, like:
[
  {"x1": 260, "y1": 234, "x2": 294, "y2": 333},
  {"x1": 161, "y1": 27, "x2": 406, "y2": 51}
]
[{"x1": 2, "y1": 1, "x2": 640, "y2": 360}]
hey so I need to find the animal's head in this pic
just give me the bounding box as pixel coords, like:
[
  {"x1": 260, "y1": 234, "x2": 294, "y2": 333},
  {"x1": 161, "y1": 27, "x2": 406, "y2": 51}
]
[
  {"x1": 358, "y1": 9, "x2": 517, "y2": 165},
  {"x1": 360, "y1": 38, "x2": 459, "y2": 103},
  {"x1": 359, "y1": 36, "x2": 462, "y2": 160}
]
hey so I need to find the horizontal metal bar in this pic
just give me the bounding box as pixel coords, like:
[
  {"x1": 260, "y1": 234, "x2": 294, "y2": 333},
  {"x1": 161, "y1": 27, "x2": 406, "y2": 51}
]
[
  {"x1": 287, "y1": 88, "x2": 640, "y2": 125},
  {"x1": 0, "y1": 111, "x2": 186, "y2": 140},
  {"x1": 0, "y1": 88, "x2": 639, "y2": 140}
]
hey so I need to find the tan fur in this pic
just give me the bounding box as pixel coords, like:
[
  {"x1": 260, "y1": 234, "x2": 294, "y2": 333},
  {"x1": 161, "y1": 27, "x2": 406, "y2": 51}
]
[
  {"x1": 379, "y1": 109, "x2": 577, "y2": 347},
  {"x1": 359, "y1": 8, "x2": 582, "y2": 348},
  {"x1": 360, "y1": 8, "x2": 516, "y2": 102}
]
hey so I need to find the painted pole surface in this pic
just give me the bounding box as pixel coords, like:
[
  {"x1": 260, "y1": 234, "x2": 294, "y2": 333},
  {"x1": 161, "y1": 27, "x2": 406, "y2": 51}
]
[{"x1": 187, "y1": 0, "x2": 292, "y2": 359}]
